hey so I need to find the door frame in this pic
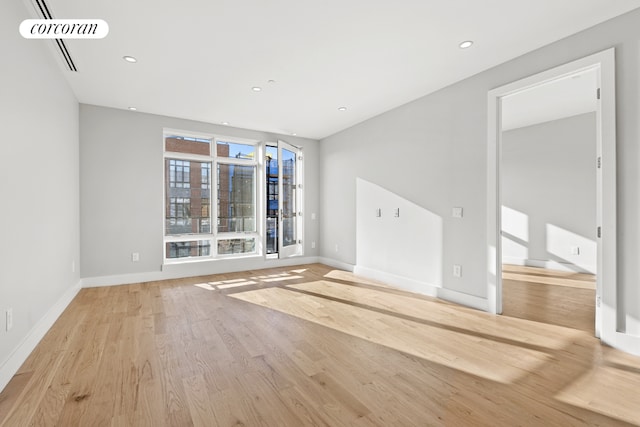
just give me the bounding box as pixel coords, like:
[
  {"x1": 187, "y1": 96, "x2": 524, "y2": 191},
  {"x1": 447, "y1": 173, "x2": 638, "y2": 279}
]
[
  {"x1": 486, "y1": 48, "x2": 616, "y2": 343},
  {"x1": 277, "y1": 139, "x2": 303, "y2": 258}
]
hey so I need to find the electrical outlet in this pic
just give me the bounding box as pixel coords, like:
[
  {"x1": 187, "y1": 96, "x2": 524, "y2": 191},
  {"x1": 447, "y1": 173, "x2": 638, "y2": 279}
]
[
  {"x1": 394, "y1": 208, "x2": 400, "y2": 217},
  {"x1": 311, "y1": 241, "x2": 316, "y2": 249},
  {"x1": 570, "y1": 246, "x2": 580, "y2": 255},
  {"x1": 71, "y1": 259, "x2": 75, "y2": 273},
  {"x1": 6, "y1": 308, "x2": 13, "y2": 331},
  {"x1": 132, "y1": 252, "x2": 140, "y2": 262},
  {"x1": 311, "y1": 213, "x2": 316, "y2": 220},
  {"x1": 335, "y1": 244, "x2": 339, "y2": 253},
  {"x1": 453, "y1": 264, "x2": 462, "y2": 278}
]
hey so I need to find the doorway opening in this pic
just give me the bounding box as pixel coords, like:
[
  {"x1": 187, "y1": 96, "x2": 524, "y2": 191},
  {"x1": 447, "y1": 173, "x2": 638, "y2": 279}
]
[
  {"x1": 499, "y1": 69, "x2": 598, "y2": 333},
  {"x1": 487, "y1": 49, "x2": 617, "y2": 343}
]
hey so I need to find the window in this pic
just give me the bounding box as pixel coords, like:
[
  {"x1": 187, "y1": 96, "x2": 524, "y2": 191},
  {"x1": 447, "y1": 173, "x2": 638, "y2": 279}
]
[
  {"x1": 215, "y1": 139, "x2": 258, "y2": 255},
  {"x1": 164, "y1": 132, "x2": 264, "y2": 262},
  {"x1": 164, "y1": 131, "x2": 302, "y2": 263},
  {"x1": 164, "y1": 134, "x2": 213, "y2": 260},
  {"x1": 168, "y1": 159, "x2": 190, "y2": 188},
  {"x1": 164, "y1": 159, "x2": 211, "y2": 235}
]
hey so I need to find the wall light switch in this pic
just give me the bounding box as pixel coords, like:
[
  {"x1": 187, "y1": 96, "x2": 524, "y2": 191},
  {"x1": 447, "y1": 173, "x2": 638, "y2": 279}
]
[
  {"x1": 452, "y1": 207, "x2": 463, "y2": 218},
  {"x1": 132, "y1": 252, "x2": 140, "y2": 262},
  {"x1": 376, "y1": 208, "x2": 382, "y2": 217},
  {"x1": 571, "y1": 246, "x2": 580, "y2": 255}
]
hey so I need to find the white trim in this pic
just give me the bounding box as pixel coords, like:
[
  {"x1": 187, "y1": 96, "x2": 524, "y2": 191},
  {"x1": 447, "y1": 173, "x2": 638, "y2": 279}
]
[
  {"x1": 611, "y1": 332, "x2": 640, "y2": 357},
  {"x1": 354, "y1": 265, "x2": 440, "y2": 297},
  {"x1": 353, "y1": 264, "x2": 489, "y2": 311},
  {"x1": 82, "y1": 256, "x2": 321, "y2": 288},
  {"x1": 317, "y1": 257, "x2": 355, "y2": 272},
  {"x1": 82, "y1": 271, "x2": 170, "y2": 288},
  {"x1": 487, "y1": 49, "x2": 617, "y2": 346},
  {"x1": 278, "y1": 140, "x2": 303, "y2": 258},
  {"x1": 502, "y1": 257, "x2": 596, "y2": 274},
  {"x1": 437, "y1": 288, "x2": 489, "y2": 312},
  {"x1": 0, "y1": 281, "x2": 81, "y2": 393},
  {"x1": 164, "y1": 235, "x2": 214, "y2": 243}
]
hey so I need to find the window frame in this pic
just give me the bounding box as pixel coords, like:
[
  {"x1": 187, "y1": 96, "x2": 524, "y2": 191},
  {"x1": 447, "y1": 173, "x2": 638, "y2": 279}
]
[
  {"x1": 163, "y1": 129, "x2": 264, "y2": 263},
  {"x1": 163, "y1": 129, "x2": 215, "y2": 263},
  {"x1": 213, "y1": 136, "x2": 262, "y2": 259}
]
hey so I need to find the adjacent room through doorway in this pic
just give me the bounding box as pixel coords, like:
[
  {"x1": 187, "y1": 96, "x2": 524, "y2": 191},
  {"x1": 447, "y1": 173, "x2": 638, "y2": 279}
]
[{"x1": 499, "y1": 68, "x2": 598, "y2": 333}]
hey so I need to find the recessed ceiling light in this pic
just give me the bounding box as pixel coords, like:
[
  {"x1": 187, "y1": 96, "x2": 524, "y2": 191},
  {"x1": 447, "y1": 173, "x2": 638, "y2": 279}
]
[
  {"x1": 123, "y1": 55, "x2": 137, "y2": 63},
  {"x1": 268, "y1": 79, "x2": 276, "y2": 84},
  {"x1": 252, "y1": 86, "x2": 262, "y2": 92},
  {"x1": 459, "y1": 40, "x2": 474, "y2": 49},
  {"x1": 292, "y1": 133, "x2": 297, "y2": 136},
  {"x1": 128, "y1": 107, "x2": 137, "y2": 111},
  {"x1": 338, "y1": 106, "x2": 347, "y2": 111},
  {"x1": 222, "y1": 122, "x2": 229, "y2": 125}
]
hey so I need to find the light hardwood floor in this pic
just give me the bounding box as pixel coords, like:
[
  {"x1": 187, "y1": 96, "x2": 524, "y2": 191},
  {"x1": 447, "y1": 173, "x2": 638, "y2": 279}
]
[
  {"x1": 502, "y1": 264, "x2": 596, "y2": 333},
  {"x1": 1, "y1": 263, "x2": 640, "y2": 426}
]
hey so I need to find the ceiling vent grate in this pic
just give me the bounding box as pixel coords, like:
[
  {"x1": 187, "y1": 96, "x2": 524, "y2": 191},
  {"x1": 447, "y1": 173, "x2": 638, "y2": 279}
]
[{"x1": 31, "y1": 0, "x2": 78, "y2": 72}]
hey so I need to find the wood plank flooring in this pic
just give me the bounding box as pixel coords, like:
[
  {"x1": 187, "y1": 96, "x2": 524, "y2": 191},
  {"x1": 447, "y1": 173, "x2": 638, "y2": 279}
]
[
  {"x1": 1, "y1": 263, "x2": 640, "y2": 426},
  {"x1": 502, "y1": 264, "x2": 596, "y2": 332}
]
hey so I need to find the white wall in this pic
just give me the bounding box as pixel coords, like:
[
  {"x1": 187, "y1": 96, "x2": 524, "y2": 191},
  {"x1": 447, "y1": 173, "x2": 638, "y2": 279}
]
[
  {"x1": 501, "y1": 113, "x2": 597, "y2": 273},
  {"x1": 0, "y1": 1, "x2": 80, "y2": 390},
  {"x1": 79, "y1": 105, "x2": 320, "y2": 283},
  {"x1": 320, "y1": 7, "x2": 640, "y2": 324},
  {"x1": 355, "y1": 178, "x2": 443, "y2": 295}
]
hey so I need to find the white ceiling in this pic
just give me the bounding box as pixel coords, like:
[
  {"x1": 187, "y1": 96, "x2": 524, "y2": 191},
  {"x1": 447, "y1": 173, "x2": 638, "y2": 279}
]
[
  {"x1": 501, "y1": 68, "x2": 598, "y2": 131},
  {"x1": 33, "y1": 0, "x2": 640, "y2": 139}
]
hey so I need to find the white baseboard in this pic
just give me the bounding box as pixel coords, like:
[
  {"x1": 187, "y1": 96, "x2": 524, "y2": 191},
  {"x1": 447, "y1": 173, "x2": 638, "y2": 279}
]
[
  {"x1": 353, "y1": 265, "x2": 489, "y2": 312},
  {"x1": 611, "y1": 331, "x2": 640, "y2": 357},
  {"x1": 318, "y1": 257, "x2": 355, "y2": 272},
  {"x1": 437, "y1": 287, "x2": 489, "y2": 312},
  {"x1": 81, "y1": 271, "x2": 167, "y2": 288},
  {"x1": 81, "y1": 256, "x2": 322, "y2": 288},
  {"x1": 502, "y1": 257, "x2": 596, "y2": 274},
  {"x1": 353, "y1": 265, "x2": 440, "y2": 297},
  {"x1": 0, "y1": 281, "x2": 81, "y2": 393}
]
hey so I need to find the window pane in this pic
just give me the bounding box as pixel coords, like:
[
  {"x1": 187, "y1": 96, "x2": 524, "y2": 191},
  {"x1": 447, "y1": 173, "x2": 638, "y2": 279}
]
[
  {"x1": 166, "y1": 240, "x2": 211, "y2": 259},
  {"x1": 266, "y1": 146, "x2": 279, "y2": 254},
  {"x1": 217, "y1": 238, "x2": 256, "y2": 255},
  {"x1": 217, "y1": 164, "x2": 256, "y2": 233},
  {"x1": 216, "y1": 141, "x2": 255, "y2": 160},
  {"x1": 165, "y1": 135, "x2": 211, "y2": 156},
  {"x1": 165, "y1": 159, "x2": 212, "y2": 235},
  {"x1": 281, "y1": 148, "x2": 297, "y2": 247}
]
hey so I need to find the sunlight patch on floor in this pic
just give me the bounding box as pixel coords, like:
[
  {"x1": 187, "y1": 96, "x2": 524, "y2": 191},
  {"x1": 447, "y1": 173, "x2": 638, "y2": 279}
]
[
  {"x1": 288, "y1": 280, "x2": 584, "y2": 350},
  {"x1": 555, "y1": 364, "x2": 640, "y2": 425},
  {"x1": 230, "y1": 285, "x2": 553, "y2": 384},
  {"x1": 323, "y1": 270, "x2": 393, "y2": 288},
  {"x1": 259, "y1": 275, "x2": 304, "y2": 283},
  {"x1": 193, "y1": 279, "x2": 258, "y2": 291}
]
